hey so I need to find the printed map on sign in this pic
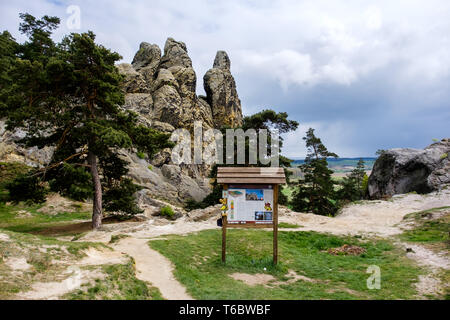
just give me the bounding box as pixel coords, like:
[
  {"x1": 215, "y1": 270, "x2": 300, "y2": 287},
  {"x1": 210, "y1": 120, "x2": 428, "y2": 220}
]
[{"x1": 226, "y1": 188, "x2": 274, "y2": 224}]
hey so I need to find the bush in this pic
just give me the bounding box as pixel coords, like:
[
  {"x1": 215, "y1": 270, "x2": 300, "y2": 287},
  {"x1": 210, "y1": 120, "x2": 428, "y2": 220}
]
[
  {"x1": 160, "y1": 205, "x2": 174, "y2": 218},
  {"x1": 6, "y1": 173, "x2": 48, "y2": 203},
  {"x1": 0, "y1": 162, "x2": 30, "y2": 189},
  {"x1": 103, "y1": 178, "x2": 143, "y2": 217},
  {"x1": 48, "y1": 163, "x2": 92, "y2": 201},
  {"x1": 136, "y1": 151, "x2": 146, "y2": 159},
  {"x1": 362, "y1": 174, "x2": 369, "y2": 197}
]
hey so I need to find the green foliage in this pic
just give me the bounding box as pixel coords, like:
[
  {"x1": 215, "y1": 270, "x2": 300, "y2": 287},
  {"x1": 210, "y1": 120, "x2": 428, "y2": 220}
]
[
  {"x1": 48, "y1": 163, "x2": 92, "y2": 201},
  {"x1": 291, "y1": 128, "x2": 338, "y2": 216},
  {"x1": 193, "y1": 110, "x2": 298, "y2": 211},
  {"x1": 160, "y1": 205, "x2": 175, "y2": 218},
  {"x1": 103, "y1": 178, "x2": 143, "y2": 217},
  {"x1": 137, "y1": 151, "x2": 146, "y2": 159},
  {"x1": 0, "y1": 13, "x2": 173, "y2": 224},
  {"x1": 0, "y1": 162, "x2": 30, "y2": 190},
  {"x1": 0, "y1": 31, "x2": 18, "y2": 110},
  {"x1": 242, "y1": 109, "x2": 299, "y2": 149},
  {"x1": 6, "y1": 173, "x2": 48, "y2": 204},
  {"x1": 278, "y1": 186, "x2": 289, "y2": 205},
  {"x1": 440, "y1": 153, "x2": 448, "y2": 160},
  {"x1": 336, "y1": 159, "x2": 367, "y2": 204},
  {"x1": 362, "y1": 174, "x2": 369, "y2": 196}
]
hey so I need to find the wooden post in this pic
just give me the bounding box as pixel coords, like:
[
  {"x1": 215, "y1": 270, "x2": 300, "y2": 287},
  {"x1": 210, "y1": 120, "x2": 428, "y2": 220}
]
[
  {"x1": 273, "y1": 184, "x2": 279, "y2": 264},
  {"x1": 222, "y1": 184, "x2": 228, "y2": 263}
]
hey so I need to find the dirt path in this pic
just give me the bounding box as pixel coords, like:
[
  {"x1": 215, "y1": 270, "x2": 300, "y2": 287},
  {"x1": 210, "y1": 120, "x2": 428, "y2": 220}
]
[
  {"x1": 113, "y1": 237, "x2": 193, "y2": 300},
  {"x1": 280, "y1": 189, "x2": 450, "y2": 236}
]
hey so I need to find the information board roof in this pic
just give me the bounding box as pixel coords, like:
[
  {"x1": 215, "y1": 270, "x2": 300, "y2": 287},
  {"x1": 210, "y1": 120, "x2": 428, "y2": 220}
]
[{"x1": 217, "y1": 167, "x2": 286, "y2": 184}]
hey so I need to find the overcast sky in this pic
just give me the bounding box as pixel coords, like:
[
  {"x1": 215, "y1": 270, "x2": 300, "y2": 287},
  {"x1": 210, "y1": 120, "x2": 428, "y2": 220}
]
[{"x1": 1, "y1": 0, "x2": 449, "y2": 158}]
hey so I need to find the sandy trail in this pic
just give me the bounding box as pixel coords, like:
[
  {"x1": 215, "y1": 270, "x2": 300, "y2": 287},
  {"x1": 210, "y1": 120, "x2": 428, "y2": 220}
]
[
  {"x1": 280, "y1": 189, "x2": 450, "y2": 236},
  {"x1": 113, "y1": 237, "x2": 193, "y2": 300}
]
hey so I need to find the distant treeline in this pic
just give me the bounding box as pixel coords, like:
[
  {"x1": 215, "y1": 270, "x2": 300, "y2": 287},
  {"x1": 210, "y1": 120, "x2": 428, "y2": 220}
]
[{"x1": 292, "y1": 157, "x2": 376, "y2": 170}]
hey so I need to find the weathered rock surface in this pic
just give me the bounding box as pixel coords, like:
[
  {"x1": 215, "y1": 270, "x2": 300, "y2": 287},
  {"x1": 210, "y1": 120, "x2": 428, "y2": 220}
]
[
  {"x1": 0, "y1": 37, "x2": 243, "y2": 206},
  {"x1": 203, "y1": 51, "x2": 243, "y2": 128},
  {"x1": 368, "y1": 139, "x2": 450, "y2": 198},
  {"x1": 0, "y1": 120, "x2": 54, "y2": 167},
  {"x1": 116, "y1": 39, "x2": 242, "y2": 204}
]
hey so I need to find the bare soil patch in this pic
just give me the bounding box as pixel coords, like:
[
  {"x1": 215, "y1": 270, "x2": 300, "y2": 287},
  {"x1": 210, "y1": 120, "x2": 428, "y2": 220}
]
[{"x1": 328, "y1": 244, "x2": 366, "y2": 256}]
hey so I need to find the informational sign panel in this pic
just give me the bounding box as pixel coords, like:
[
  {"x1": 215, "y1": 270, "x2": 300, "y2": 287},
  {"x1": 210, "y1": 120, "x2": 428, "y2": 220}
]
[{"x1": 224, "y1": 187, "x2": 274, "y2": 224}]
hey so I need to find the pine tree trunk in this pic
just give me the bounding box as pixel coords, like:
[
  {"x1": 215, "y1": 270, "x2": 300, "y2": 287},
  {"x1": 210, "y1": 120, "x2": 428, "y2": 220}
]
[{"x1": 88, "y1": 150, "x2": 103, "y2": 229}]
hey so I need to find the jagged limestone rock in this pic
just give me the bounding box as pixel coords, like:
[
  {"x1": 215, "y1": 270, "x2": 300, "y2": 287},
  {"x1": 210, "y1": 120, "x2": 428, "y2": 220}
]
[
  {"x1": 368, "y1": 139, "x2": 450, "y2": 198},
  {"x1": 131, "y1": 42, "x2": 161, "y2": 74},
  {"x1": 203, "y1": 51, "x2": 243, "y2": 128},
  {"x1": 117, "y1": 63, "x2": 149, "y2": 93},
  {"x1": 159, "y1": 38, "x2": 192, "y2": 69},
  {"x1": 0, "y1": 38, "x2": 245, "y2": 205}
]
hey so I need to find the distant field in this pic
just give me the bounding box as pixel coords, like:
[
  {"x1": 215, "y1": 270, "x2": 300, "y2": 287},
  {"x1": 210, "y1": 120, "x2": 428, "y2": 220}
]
[{"x1": 289, "y1": 157, "x2": 376, "y2": 180}]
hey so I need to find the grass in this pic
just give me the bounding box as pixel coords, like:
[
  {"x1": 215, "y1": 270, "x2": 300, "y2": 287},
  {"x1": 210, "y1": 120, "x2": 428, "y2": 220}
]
[
  {"x1": 149, "y1": 229, "x2": 423, "y2": 300},
  {"x1": 0, "y1": 202, "x2": 91, "y2": 234},
  {"x1": 64, "y1": 260, "x2": 164, "y2": 300},
  {"x1": 278, "y1": 222, "x2": 302, "y2": 228},
  {"x1": 400, "y1": 207, "x2": 450, "y2": 244},
  {"x1": 109, "y1": 234, "x2": 129, "y2": 244},
  {"x1": 399, "y1": 206, "x2": 450, "y2": 299}
]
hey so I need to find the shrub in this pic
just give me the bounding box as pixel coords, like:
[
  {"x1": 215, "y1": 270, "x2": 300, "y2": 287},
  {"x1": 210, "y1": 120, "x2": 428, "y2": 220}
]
[
  {"x1": 160, "y1": 205, "x2": 174, "y2": 218},
  {"x1": 0, "y1": 162, "x2": 30, "y2": 189},
  {"x1": 48, "y1": 163, "x2": 92, "y2": 201},
  {"x1": 136, "y1": 151, "x2": 146, "y2": 159},
  {"x1": 103, "y1": 178, "x2": 143, "y2": 217},
  {"x1": 6, "y1": 173, "x2": 48, "y2": 203}
]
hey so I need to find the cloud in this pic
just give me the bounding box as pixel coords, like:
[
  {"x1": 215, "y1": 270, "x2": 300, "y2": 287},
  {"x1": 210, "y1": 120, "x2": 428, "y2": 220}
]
[{"x1": 1, "y1": 0, "x2": 449, "y2": 157}]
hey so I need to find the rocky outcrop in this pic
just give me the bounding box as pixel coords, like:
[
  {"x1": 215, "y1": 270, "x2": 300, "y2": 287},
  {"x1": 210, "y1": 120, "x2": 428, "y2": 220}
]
[
  {"x1": 113, "y1": 38, "x2": 244, "y2": 204},
  {"x1": 119, "y1": 38, "x2": 237, "y2": 131},
  {"x1": 203, "y1": 51, "x2": 243, "y2": 128},
  {"x1": 0, "y1": 120, "x2": 54, "y2": 167},
  {"x1": 368, "y1": 139, "x2": 450, "y2": 198},
  {"x1": 0, "y1": 38, "x2": 243, "y2": 206}
]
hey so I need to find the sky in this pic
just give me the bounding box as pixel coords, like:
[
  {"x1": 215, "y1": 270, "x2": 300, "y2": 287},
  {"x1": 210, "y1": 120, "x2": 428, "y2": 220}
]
[{"x1": 1, "y1": 0, "x2": 449, "y2": 158}]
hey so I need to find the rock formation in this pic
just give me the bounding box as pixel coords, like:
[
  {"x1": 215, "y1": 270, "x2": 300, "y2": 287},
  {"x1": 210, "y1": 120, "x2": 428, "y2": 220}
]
[
  {"x1": 204, "y1": 51, "x2": 243, "y2": 128},
  {"x1": 368, "y1": 139, "x2": 450, "y2": 198},
  {"x1": 0, "y1": 37, "x2": 244, "y2": 205}
]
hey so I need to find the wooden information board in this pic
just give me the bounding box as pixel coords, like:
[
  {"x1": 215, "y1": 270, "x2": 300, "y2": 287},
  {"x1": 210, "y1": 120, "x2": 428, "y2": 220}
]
[{"x1": 217, "y1": 167, "x2": 286, "y2": 264}]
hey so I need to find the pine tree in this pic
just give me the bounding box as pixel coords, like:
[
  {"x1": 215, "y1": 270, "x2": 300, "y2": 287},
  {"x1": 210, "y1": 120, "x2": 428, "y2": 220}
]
[
  {"x1": 1, "y1": 14, "x2": 173, "y2": 229},
  {"x1": 337, "y1": 159, "x2": 367, "y2": 202},
  {"x1": 242, "y1": 109, "x2": 299, "y2": 203},
  {"x1": 291, "y1": 128, "x2": 338, "y2": 216}
]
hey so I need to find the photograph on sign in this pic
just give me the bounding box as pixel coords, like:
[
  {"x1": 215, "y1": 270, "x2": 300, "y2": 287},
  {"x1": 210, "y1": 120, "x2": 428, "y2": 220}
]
[{"x1": 227, "y1": 188, "x2": 273, "y2": 224}]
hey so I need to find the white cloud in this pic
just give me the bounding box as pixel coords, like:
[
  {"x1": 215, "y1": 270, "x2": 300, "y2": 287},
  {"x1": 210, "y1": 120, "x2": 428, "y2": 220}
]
[
  {"x1": 364, "y1": 6, "x2": 383, "y2": 30},
  {"x1": 283, "y1": 121, "x2": 361, "y2": 159},
  {"x1": 1, "y1": 0, "x2": 449, "y2": 156}
]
